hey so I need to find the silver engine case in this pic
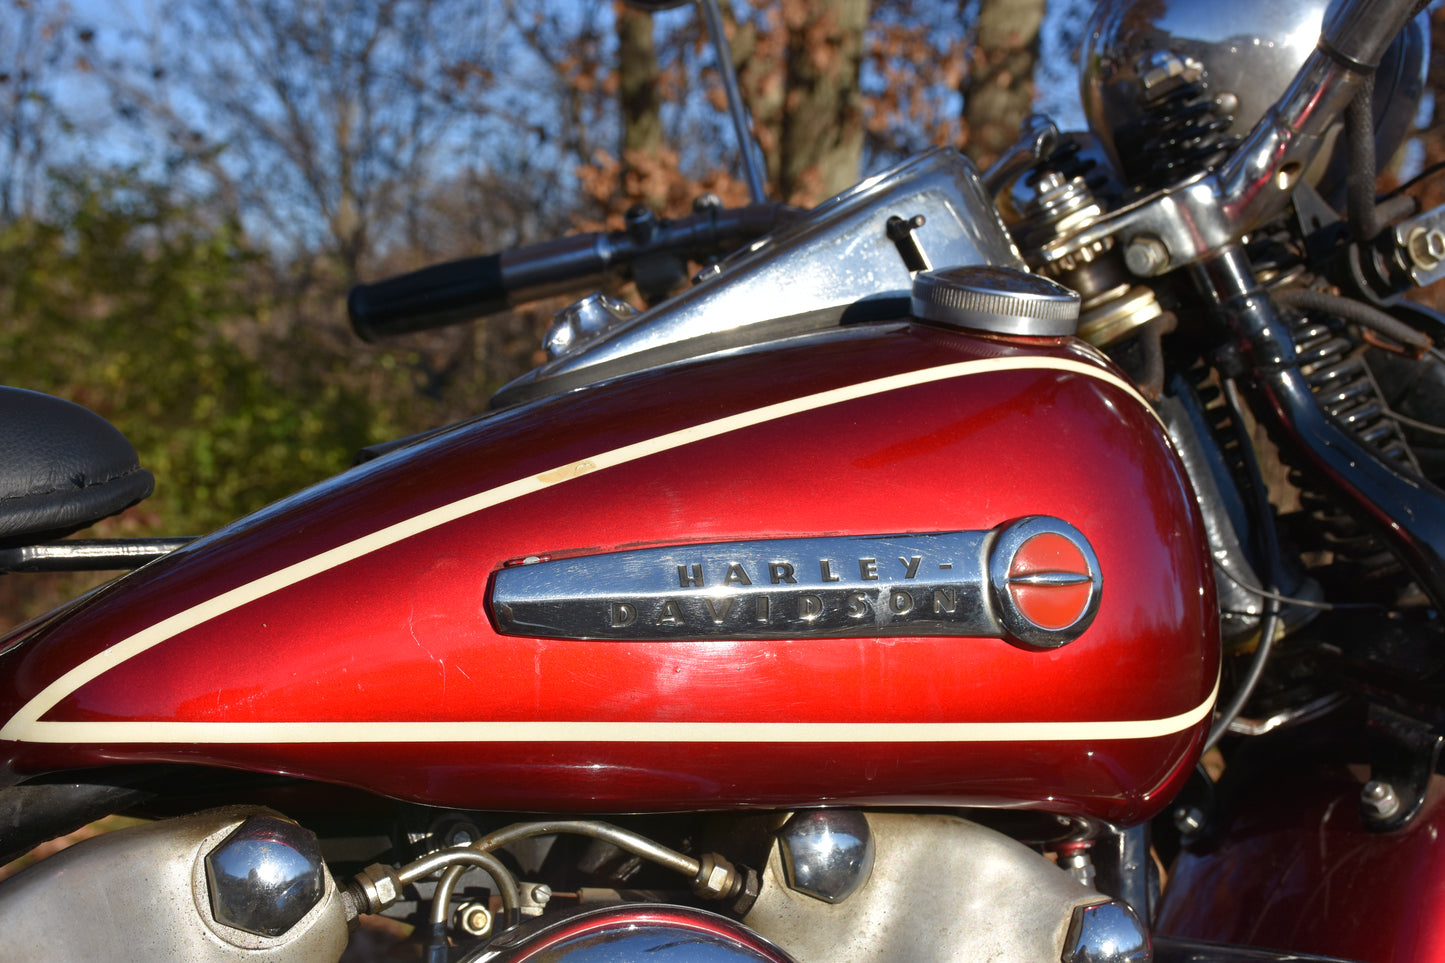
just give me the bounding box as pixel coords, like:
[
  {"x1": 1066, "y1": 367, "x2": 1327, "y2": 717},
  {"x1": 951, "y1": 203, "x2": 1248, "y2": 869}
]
[{"x1": 0, "y1": 807, "x2": 349, "y2": 963}]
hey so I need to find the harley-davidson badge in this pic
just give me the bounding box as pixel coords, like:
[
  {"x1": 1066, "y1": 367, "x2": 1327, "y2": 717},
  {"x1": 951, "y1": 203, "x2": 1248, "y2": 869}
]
[{"x1": 489, "y1": 516, "x2": 1100, "y2": 649}]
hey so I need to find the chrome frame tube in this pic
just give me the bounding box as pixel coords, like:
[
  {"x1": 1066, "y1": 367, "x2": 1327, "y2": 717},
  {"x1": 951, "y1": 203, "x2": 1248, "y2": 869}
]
[{"x1": 698, "y1": 0, "x2": 769, "y2": 204}]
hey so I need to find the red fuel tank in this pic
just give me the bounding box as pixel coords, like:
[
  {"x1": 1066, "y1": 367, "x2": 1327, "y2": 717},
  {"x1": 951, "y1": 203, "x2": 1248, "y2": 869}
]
[{"x1": 0, "y1": 320, "x2": 1218, "y2": 825}]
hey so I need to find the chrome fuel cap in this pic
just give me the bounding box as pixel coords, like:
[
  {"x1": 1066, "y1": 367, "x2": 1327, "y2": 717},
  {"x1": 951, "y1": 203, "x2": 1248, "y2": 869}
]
[{"x1": 911, "y1": 266, "x2": 1080, "y2": 337}]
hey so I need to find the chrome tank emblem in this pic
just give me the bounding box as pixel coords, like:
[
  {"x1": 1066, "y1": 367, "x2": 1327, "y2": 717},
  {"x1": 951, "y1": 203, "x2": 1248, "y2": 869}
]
[{"x1": 490, "y1": 516, "x2": 1100, "y2": 649}]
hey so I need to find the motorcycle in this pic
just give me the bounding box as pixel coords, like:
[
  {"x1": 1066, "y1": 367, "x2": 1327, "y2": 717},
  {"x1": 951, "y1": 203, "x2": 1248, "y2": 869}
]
[{"x1": 1, "y1": 0, "x2": 1442, "y2": 959}]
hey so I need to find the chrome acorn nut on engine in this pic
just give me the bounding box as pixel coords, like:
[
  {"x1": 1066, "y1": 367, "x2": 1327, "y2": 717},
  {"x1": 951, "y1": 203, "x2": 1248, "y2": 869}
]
[
  {"x1": 743, "y1": 812, "x2": 1151, "y2": 963},
  {"x1": 205, "y1": 813, "x2": 328, "y2": 938}
]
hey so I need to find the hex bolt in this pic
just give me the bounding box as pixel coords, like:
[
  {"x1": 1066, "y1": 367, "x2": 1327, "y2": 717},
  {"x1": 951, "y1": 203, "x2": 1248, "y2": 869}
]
[
  {"x1": 1124, "y1": 235, "x2": 1170, "y2": 276},
  {"x1": 1408, "y1": 227, "x2": 1445, "y2": 270},
  {"x1": 1362, "y1": 779, "x2": 1402, "y2": 820}
]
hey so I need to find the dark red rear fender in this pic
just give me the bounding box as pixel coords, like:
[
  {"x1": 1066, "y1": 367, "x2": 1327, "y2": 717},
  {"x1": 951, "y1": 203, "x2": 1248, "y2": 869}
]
[{"x1": 1158, "y1": 765, "x2": 1445, "y2": 963}]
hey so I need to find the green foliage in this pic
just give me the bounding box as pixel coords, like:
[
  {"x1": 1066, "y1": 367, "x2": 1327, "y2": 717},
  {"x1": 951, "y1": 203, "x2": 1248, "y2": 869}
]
[{"x1": 0, "y1": 171, "x2": 416, "y2": 538}]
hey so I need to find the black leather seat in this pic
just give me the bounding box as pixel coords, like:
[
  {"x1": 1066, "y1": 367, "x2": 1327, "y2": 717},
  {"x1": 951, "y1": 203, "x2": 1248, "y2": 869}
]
[{"x1": 0, "y1": 387, "x2": 155, "y2": 548}]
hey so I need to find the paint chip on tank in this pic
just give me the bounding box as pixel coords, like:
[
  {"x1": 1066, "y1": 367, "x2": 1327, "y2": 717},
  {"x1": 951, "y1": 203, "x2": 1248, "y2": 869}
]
[{"x1": 538, "y1": 460, "x2": 597, "y2": 483}]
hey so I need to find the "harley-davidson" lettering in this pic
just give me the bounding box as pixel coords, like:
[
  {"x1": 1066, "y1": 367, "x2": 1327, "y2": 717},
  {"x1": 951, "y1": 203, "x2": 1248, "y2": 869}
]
[
  {"x1": 675, "y1": 555, "x2": 928, "y2": 589},
  {"x1": 606, "y1": 584, "x2": 962, "y2": 629}
]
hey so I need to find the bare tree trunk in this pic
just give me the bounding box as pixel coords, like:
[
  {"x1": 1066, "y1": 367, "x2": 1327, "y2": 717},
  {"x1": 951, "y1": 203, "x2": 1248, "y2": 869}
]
[
  {"x1": 776, "y1": 0, "x2": 866, "y2": 204},
  {"x1": 729, "y1": 0, "x2": 865, "y2": 205},
  {"x1": 961, "y1": 0, "x2": 1046, "y2": 168},
  {"x1": 616, "y1": 5, "x2": 664, "y2": 209}
]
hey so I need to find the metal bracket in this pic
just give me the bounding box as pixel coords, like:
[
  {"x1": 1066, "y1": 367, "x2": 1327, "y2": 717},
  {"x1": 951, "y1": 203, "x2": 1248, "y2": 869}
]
[
  {"x1": 0, "y1": 537, "x2": 193, "y2": 573},
  {"x1": 1361, "y1": 703, "x2": 1444, "y2": 832}
]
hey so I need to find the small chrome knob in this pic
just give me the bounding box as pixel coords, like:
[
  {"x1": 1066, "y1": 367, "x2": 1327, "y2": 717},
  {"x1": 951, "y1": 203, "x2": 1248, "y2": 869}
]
[{"x1": 911, "y1": 266, "x2": 1080, "y2": 336}]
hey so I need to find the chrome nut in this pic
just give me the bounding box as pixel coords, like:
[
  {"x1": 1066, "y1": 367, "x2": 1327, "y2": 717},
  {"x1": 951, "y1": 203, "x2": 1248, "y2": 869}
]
[
  {"x1": 205, "y1": 815, "x2": 326, "y2": 938},
  {"x1": 777, "y1": 810, "x2": 875, "y2": 904},
  {"x1": 692, "y1": 853, "x2": 741, "y2": 901},
  {"x1": 1063, "y1": 900, "x2": 1152, "y2": 963},
  {"x1": 351, "y1": 863, "x2": 403, "y2": 915},
  {"x1": 1362, "y1": 780, "x2": 1402, "y2": 821},
  {"x1": 1408, "y1": 227, "x2": 1445, "y2": 271}
]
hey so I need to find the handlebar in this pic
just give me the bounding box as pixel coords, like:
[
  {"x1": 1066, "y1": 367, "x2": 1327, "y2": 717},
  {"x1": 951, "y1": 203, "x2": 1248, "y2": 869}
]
[{"x1": 347, "y1": 202, "x2": 796, "y2": 341}]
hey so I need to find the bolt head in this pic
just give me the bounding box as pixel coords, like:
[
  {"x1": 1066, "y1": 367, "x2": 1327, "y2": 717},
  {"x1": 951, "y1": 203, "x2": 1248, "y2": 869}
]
[
  {"x1": 700, "y1": 862, "x2": 732, "y2": 898},
  {"x1": 1407, "y1": 227, "x2": 1445, "y2": 270},
  {"x1": 1124, "y1": 236, "x2": 1170, "y2": 276}
]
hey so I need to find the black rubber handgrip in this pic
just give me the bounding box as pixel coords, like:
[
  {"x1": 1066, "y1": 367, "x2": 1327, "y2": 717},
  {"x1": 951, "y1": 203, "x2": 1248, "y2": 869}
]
[{"x1": 348, "y1": 253, "x2": 507, "y2": 342}]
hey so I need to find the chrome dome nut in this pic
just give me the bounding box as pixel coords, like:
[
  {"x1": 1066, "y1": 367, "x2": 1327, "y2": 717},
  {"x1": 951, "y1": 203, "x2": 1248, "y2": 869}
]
[
  {"x1": 205, "y1": 814, "x2": 326, "y2": 937},
  {"x1": 777, "y1": 810, "x2": 875, "y2": 904}
]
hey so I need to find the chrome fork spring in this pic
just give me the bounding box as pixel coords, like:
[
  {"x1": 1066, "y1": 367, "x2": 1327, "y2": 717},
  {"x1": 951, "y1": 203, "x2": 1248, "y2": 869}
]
[
  {"x1": 1292, "y1": 319, "x2": 1420, "y2": 471},
  {"x1": 1288, "y1": 314, "x2": 1419, "y2": 570}
]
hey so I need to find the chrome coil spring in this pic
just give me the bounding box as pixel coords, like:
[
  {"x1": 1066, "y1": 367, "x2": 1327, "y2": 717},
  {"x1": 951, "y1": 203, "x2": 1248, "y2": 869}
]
[
  {"x1": 1291, "y1": 317, "x2": 1419, "y2": 470},
  {"x1": 1114, "y1": 80, "x2": 1240, "y2": 194},
  {"x1": 1288, "y1": 314, "x2": 1419, "y2": 570}
]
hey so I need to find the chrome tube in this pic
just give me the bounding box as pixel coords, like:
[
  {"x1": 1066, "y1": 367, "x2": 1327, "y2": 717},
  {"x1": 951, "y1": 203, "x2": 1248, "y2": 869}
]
[
  {"x1": 471, "y1": 820, "x2": 701, "y2": 878},
  {"x1": 698, "y1": 0, "x2": 768, "y2": 203}
]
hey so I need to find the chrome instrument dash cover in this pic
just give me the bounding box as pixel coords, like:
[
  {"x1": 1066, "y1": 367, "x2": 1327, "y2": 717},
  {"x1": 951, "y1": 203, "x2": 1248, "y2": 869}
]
[
  {"x1": 497, "y1": 148, "x2": 1022, "y2": 402},
  {"x1": 490, "y1": 517, "x2": 1100, "y2": 649}
]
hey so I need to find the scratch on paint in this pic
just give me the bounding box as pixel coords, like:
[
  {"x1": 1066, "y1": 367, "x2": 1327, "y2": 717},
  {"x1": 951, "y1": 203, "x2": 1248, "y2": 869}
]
[
  {"x1": 537, "y1": 460, "x2": 596, "y2": 483},
  {"x1": 408, "y1": 613, "x2": 447, "y2": 706}
]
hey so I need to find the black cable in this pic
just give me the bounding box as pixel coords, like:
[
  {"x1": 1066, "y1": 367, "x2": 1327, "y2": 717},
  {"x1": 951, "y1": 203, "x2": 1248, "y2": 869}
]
[
  {"x1": 1214, "y1": 561, "x2": 1386, "y2": 612},
  {"x1": 1203, "y1": 380, "x2": 1286, "y2": 754},
  {"x1": 1272, "y1": 287, "x2": 1433, "y2": 352},
  {"x1": 1379, "y1": 159, "x2": 1445, "y2": 202},
  {"x1": 1214, "y1": 561, "x2": 1333, "y2": 611},
  {"x1": 1347, "y1": 73, "x2": 1380, "y2": 242}
]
